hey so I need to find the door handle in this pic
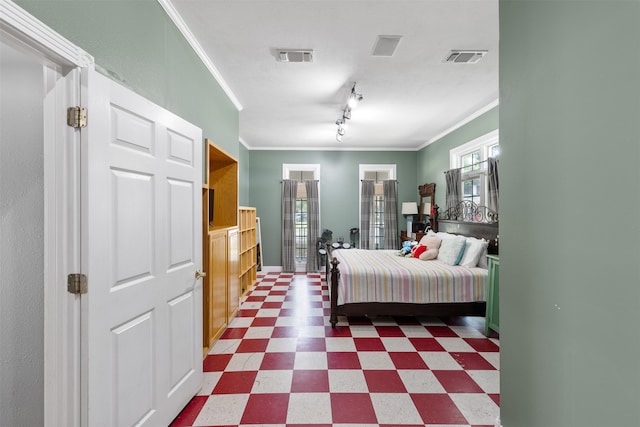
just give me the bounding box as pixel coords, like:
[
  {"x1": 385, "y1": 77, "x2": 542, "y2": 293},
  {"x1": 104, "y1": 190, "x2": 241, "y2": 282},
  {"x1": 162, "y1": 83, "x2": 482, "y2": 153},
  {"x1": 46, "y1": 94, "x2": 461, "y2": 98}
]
[{"x1": 195, "y1": 269, "x2": 207, "y2": 279}]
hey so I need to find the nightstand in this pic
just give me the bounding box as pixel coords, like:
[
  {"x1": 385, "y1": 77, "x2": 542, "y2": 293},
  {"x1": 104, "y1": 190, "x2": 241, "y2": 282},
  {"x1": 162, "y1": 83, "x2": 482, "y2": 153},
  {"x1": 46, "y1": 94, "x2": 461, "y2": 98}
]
[
  {"x1": 485, "y1": 255, "x2": 500, "y2": 336},
  {"x1": 400, "y1": 230, "x2": 424, "y2": 244}
]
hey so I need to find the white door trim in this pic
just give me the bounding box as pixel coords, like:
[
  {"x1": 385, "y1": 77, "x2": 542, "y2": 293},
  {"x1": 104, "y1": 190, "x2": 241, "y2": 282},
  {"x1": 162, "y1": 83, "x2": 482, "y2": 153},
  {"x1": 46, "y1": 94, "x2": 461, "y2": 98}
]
[
  {"x1": 0, "y1": 2, "x2": 94, "y2": 427},
  {"x1": 0, "y1": 0, "x2": 93, "y2": 68}
]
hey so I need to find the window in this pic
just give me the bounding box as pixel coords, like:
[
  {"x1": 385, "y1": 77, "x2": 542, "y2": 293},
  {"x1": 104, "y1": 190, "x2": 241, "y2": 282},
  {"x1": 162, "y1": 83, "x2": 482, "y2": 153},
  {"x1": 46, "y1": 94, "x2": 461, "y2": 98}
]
[
  {"x1": 359, "y1": 164, "x2": 396, "y2": 249},
  {"x1": 283, "y1": 164, "x2": 320, "y2": 264},
  {"x1": 450, "y1": 130, "x2": 499, "y2": 207},
  {"x1": 294, "y1": 198, "x2": 307, "y2": 262}
]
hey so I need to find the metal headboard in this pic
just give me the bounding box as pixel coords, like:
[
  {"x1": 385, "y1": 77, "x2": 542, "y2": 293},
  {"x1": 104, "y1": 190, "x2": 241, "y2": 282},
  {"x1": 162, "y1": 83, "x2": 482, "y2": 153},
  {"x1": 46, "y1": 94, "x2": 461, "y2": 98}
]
[{"x1": 437, "y1": 200, "x2": 498, "y2": 224}]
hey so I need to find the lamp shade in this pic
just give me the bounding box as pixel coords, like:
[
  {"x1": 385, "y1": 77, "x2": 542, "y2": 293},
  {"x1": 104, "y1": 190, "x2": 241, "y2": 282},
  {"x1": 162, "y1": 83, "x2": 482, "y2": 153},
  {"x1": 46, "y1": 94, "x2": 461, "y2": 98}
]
[{"x1": 401, "y1": 202, "x2": 418, "y2": 215}]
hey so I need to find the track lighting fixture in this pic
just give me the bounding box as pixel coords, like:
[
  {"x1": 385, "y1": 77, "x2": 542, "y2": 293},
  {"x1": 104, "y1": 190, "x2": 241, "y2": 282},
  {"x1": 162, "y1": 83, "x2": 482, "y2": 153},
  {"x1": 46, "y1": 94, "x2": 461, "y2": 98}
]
[
  {"x1": 336, "y1": 118, "x2": 345, "y2": 142},
  {"x1": 335, "y1": 83, "x2": 363, "y2": 142}
]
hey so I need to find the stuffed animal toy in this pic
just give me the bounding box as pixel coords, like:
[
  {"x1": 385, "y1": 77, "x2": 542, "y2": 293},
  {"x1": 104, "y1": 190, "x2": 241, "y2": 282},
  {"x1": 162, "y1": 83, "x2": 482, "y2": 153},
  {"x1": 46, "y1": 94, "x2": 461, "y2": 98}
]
[
  {"x1": 411, "y1": 244, "x2": 427, "y2": 258},
  {"x1": 398, "y1": 240, "x2": 416, "y2": 256},
  {"x1": 416, "y1": 235, "x2": 442, "y2": 260}
]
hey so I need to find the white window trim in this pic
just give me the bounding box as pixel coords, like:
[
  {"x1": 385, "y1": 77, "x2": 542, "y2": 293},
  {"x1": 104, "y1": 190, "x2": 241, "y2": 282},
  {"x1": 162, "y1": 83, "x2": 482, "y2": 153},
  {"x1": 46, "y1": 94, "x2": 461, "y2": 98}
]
[
  {"x1": 359, "y1": 164, "x2": 397, "y2": 180},
  {"x1": 449, "y1": 129, "x2": 499, "y2": 170},
  {"x1": 282, "y1": 163, "x2": 321, "y2": 180},
  {"x1": 449, "y1": 130, "x2": 499, "y2": 207}
]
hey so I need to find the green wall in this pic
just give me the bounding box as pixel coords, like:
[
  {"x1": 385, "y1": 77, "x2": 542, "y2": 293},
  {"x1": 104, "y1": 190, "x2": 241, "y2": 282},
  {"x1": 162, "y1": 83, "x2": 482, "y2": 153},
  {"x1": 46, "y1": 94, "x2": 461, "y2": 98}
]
[
  {"x1": 239, "y1": 142, "x2": 250, "y2": 205},
  {"x1": 500, "y1": 1, "x2": 640, "y2": 426},
  {"x1": 16, "y1": 0, "x2": 239, "y2": 158},
  {"x1": 248, "y1": 150, "x2": 418, "y2": 266},
  {"x1": 417, "y1": 106, "x2": 499, "y2": 209}
]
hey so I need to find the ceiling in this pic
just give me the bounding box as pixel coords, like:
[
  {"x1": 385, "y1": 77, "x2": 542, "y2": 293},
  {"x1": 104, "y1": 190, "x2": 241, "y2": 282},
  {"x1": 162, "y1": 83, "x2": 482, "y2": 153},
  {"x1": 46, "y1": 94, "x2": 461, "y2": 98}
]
[{"x1": 168, "y1": 0, "x2": 499, "y2": 151}]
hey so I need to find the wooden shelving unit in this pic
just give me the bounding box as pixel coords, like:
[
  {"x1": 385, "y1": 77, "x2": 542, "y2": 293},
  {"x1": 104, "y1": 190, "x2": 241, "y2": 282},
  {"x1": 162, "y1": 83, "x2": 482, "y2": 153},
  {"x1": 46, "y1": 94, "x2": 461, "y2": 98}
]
[
  {"x1": 202, "y1": 139, "x2": 239, "y2": 354},
  {"x1": 205, "y1": 140, "x2": 238, "y2": 230},
  {"x1": 239, "y1": 207, "x2": 257, "y2": 296}
]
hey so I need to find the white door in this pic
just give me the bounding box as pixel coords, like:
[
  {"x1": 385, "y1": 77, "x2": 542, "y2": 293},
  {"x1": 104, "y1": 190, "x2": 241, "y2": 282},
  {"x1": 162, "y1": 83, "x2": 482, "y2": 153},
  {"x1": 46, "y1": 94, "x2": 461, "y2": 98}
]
[{"x1": 81, "y1": 68, "x2": 203, "y2": 427}]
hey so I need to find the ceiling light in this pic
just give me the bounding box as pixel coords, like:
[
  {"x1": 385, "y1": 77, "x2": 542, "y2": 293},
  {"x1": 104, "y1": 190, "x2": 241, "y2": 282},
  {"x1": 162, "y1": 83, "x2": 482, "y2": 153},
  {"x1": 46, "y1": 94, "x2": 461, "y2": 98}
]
[{"x1": 335, "y1": 83, "x2": 363, "y2": 142}]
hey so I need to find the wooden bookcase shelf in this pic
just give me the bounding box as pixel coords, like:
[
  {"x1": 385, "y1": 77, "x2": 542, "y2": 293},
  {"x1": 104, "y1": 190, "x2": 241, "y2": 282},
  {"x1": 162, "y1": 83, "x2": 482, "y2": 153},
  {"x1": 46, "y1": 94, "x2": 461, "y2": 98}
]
[
  {"x1": 204, "y1": 139, "x2": 238, "y2": 230},
  {"x1": 202, "y1": 139, "x2": 239, "y2": 354},
  {"x1": 239, "y1": 207, "x2": 257, "y2": 296}
]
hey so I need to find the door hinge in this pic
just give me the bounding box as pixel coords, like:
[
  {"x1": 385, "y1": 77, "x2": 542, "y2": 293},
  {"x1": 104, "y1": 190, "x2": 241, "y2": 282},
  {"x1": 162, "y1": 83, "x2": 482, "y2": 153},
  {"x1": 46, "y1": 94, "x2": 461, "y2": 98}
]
[
  {"x1": 67, "y1": 273, "x2": 87, "y2": 295},
  {"x1": 67, "y1": 106, "x2": 87, "y2": 128}
]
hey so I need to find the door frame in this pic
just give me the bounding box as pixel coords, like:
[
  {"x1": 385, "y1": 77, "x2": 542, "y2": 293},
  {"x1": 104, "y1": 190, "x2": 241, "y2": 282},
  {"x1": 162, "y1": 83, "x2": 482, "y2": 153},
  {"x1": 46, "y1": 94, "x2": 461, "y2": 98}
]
[{"x1": 0, "y1": 2, "x2": 93, "y2": 426}]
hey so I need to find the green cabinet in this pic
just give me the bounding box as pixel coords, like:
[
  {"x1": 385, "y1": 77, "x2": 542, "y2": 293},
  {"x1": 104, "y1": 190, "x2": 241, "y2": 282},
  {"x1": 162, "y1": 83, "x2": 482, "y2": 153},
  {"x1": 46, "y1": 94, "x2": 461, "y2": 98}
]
[{"x1": 485, "y1": 255, "x2": 500, "y2": 336}]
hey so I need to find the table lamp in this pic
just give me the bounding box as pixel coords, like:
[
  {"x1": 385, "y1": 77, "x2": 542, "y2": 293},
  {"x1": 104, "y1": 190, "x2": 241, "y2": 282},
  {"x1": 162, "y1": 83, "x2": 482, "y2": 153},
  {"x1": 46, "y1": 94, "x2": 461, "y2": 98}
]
[{"x1": 401, "y1": 202, "x2": 418, "y2": 237}]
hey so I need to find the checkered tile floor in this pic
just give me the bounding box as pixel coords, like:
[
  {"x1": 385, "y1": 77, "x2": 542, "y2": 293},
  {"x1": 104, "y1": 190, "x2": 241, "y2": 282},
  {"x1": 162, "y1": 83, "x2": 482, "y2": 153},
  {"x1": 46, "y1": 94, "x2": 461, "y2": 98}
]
[{"x1": 171, "y1": 271, "x2": 500, "y2": 427}]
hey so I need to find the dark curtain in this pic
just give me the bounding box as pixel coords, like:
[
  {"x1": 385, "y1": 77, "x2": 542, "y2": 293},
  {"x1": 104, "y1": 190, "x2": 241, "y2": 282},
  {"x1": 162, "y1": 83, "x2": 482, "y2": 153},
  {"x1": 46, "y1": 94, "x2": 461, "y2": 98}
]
[
  {"x1": 281, "y1": 179, "x2": 298, "y2": 272},
  {"x1": 445, "y1": 168, "x2": 462, "y2": 210},
  {"x1": 305, "y1": 180, "x2": 320, "y2": 272},
  {"x1": 487, "y1": 157, "x2": 499, "y2": 213},
  {"x1": 359, "y1": 180, "x2": 375, "y2": 249},
  {"x1": 383, "y1": 180, "x2": 399, "y2": 249}
]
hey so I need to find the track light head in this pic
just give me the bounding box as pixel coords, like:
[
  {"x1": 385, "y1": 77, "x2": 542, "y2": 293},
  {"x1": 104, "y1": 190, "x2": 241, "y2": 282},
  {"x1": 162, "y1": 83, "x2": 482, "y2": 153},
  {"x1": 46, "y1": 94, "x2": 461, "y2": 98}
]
[
  {"x1": 347, "y1": 93, "x2": 363, "y2": 109},
  {"x1": 347, "y1": 84, "x2": 363, "y2": 109},
  {"x1": 336, "y1": 118, "x2": 346, "y2": 137}
]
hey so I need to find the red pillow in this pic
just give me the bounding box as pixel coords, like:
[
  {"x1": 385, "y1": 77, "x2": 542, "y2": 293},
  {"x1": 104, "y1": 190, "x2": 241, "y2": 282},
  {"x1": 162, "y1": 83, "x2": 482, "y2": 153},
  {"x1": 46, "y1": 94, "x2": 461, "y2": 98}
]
[{"x1": 411, "y1": 244, "x2": 427, "y2": 258}]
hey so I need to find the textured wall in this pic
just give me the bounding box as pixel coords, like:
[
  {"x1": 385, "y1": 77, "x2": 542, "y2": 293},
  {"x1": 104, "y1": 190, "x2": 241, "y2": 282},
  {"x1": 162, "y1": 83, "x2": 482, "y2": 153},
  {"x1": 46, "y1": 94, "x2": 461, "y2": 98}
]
[
  {"x1": 239, "y1": 142, "x2": 250, "y2": 206},
  {"x1": 500, "y1": 1, "x2": 640, "y2": 426},
  {"x1": 0, "y1": 39, "x2": 45, "y2": 427}
]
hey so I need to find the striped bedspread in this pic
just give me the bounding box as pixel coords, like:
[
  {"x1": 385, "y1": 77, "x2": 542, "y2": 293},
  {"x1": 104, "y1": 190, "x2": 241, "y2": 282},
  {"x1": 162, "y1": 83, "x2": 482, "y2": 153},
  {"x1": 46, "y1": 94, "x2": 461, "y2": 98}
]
[{"x1": 332, "y1": 249, "x2": 487, "y2": 306}]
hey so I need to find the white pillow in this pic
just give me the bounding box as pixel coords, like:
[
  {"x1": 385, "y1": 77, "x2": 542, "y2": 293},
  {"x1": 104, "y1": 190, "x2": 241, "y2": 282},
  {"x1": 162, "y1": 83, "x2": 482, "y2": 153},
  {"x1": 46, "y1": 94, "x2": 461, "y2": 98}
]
[
  {"x1": 436, "y1": 235, "x2": 467, "y2": 265},
  {"x1": 436, "y1": 231, "x2": 453, "y2": 240},
  {"x1": 459, "y1": 237, "x2": 489, "y2": 267}
]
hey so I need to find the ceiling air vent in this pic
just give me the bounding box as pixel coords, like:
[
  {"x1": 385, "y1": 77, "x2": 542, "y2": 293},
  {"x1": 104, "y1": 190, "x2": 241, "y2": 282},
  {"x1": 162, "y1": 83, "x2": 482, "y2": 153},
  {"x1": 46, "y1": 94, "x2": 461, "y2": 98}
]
[
  {"x1": 444, "y1": 50, "x2": 487, "y2": 64},
  {"x1": 371, "y1": 35, "x2": 403, "y2": 57},
  {"x1": 277, "y1": 50, "x2": 314, "y2": 63}
]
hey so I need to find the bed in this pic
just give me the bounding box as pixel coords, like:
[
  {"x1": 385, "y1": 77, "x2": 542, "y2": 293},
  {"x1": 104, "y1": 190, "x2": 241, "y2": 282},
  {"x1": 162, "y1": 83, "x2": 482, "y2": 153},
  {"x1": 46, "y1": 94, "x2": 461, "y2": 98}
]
[{"x1": 328, "y1": 199, "x2": 498, "y2": 327}]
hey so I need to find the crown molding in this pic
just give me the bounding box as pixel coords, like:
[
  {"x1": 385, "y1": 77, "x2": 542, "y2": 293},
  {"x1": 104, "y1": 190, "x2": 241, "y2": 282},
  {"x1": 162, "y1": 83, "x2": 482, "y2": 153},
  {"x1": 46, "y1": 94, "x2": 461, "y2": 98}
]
[
  {"x1": 417, "y1": 98, "x2": 499, "y2": 150},
  {"x1": 157, "y1": 0, "x2": 243, "y2": 111}
]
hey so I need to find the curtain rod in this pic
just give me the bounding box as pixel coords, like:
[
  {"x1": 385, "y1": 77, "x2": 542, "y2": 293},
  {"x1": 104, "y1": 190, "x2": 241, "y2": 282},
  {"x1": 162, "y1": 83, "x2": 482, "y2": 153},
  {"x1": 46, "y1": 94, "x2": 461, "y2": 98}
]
[
  {"x1": 280, "y1": 179, "x2": 398, "y2": 182},
  {"x1": 444, "y1": 159, "x2": 493, "y2": 174}
]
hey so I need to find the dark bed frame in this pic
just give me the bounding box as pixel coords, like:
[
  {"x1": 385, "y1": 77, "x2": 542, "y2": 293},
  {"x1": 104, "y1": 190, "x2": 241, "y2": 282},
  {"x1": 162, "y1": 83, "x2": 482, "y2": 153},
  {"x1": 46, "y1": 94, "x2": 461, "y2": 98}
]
[{"x1": 328, "y1": 200, "x2": 498, "y2": 328}]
